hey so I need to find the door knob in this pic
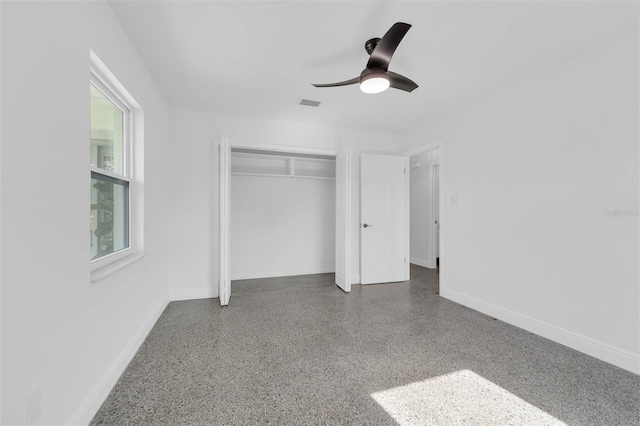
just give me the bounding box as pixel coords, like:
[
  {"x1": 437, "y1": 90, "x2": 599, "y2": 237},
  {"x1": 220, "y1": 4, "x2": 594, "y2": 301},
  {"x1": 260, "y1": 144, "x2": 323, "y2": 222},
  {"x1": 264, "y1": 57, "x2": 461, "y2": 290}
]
[{"x1": 363, "y1": 223, "x2": 372, "y2": 228}]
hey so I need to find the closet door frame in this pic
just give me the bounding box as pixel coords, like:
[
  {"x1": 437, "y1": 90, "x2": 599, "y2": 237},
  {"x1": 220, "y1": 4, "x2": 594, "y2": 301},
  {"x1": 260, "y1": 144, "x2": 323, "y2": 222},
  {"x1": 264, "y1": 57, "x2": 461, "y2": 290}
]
[{"x1": 217, "y1": 138, "x2": 340, "y2": 306}]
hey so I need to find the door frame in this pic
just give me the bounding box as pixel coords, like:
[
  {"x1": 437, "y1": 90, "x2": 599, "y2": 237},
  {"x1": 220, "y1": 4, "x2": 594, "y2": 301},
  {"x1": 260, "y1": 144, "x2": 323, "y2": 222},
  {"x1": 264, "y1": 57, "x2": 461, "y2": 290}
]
[
  {"x1": 217, "y1": 138, "x2": 342, "y2": 305},
  {"x1": 402, "y1": 140, "x2": 444, "y2": 282},
  {"x1": 335, "y1": 149, "x2": 351, "y2": 292}
]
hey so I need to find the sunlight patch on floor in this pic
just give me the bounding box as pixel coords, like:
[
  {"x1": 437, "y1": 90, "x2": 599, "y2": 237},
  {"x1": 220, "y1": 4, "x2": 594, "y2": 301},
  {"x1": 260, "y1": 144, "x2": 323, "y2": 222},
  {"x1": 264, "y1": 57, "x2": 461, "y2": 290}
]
[{"x1": 371, "y1": 369, "x2": 565, "y2": 426}]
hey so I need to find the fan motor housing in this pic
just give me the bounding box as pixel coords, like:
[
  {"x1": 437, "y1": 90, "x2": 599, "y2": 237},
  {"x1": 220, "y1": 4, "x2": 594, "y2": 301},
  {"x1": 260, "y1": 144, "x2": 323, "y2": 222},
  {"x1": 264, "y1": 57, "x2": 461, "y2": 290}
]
[{"x1": 360, "y1": 67, "x2": 388, "y2": 79}]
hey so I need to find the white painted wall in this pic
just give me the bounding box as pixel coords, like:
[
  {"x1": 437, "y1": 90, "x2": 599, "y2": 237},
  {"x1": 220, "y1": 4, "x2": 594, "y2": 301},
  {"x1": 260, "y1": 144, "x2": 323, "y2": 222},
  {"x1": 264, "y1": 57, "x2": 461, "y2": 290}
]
[
  {"x1": 398, "y1": 33, "x2": 639, "y2": 372},
  {"x1": 168, "y1": 110, "x2": 396, "y2": 299},
  {"x1": 1, "y1": 2, "x2": 171, "y2": 424},
  {"x1": 230, "y1": 175, "x2": 335, "y2": 280}
]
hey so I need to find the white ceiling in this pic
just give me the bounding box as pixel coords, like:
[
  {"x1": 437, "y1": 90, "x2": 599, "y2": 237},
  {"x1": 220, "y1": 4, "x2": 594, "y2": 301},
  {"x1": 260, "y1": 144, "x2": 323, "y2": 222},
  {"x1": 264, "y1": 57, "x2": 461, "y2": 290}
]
[{"x1": 109, "y1": 1, "x2": 638, "y2": 134}]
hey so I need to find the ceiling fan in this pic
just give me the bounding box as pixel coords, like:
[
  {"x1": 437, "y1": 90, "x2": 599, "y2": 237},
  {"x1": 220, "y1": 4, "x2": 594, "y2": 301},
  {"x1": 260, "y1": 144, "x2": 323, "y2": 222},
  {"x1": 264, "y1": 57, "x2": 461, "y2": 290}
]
[{"x1": 312, "y1": 22, "x2": 418, "y2": 94}]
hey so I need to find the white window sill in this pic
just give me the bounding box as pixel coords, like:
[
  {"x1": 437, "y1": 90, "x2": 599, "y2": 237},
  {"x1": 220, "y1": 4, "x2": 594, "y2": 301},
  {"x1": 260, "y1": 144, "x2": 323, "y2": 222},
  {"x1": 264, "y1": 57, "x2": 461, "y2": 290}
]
[{"x1": 91, "y1": 251, "x2": 147, "y2": 283}]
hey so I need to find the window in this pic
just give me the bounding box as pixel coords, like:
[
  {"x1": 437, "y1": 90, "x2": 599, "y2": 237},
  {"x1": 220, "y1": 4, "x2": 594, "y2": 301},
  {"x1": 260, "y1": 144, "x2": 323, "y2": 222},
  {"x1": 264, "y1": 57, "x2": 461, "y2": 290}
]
[{"x1": 90, "y1": 51, "x2": 142, "y2": 276}]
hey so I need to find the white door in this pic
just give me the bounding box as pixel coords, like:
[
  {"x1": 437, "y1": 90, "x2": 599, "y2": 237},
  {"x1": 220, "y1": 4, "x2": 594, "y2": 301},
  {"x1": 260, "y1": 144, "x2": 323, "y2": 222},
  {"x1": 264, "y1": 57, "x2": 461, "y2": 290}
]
[
  {"x1": 335, "y1": 149, "x2": 351, "y2": 292},
  {"x1": 360, "y1": 154, "x2": 407, "y2": 284},
  {"x1": 218, "y1": 138, "x2": 231, "y2": 306}
]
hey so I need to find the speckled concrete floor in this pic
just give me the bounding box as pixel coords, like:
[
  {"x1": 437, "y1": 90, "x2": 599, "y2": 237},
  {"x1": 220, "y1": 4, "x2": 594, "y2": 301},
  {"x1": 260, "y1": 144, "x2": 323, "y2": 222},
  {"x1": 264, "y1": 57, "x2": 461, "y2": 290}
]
[{"x1": 92, "y1": 265, "x2": 639, "y2": 425}]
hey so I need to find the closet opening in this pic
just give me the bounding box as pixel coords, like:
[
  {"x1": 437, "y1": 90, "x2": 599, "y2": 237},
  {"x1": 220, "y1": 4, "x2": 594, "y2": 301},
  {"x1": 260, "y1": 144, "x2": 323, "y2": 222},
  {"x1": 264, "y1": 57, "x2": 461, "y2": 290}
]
[{"x1": 228, "y1": 147, "x2": 337, "y2": 295}]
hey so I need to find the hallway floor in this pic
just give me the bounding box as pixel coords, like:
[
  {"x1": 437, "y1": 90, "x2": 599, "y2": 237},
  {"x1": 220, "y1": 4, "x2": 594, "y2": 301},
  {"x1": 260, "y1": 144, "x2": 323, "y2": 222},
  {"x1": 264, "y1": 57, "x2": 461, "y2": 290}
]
[{"x1": 92, "y1": 265, "x2": 639, "y2": 425}]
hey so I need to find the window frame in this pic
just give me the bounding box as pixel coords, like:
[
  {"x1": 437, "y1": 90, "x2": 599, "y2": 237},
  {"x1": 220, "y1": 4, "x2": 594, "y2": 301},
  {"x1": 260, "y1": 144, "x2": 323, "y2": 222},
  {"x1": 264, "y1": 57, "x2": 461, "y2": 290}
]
[{"x1": 89, "y1": 52, "x2": 143, "y2": 278}]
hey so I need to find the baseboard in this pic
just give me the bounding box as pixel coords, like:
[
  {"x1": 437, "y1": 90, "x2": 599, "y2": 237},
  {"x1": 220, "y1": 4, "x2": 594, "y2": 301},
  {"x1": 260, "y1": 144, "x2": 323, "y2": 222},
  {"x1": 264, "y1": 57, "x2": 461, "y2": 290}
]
[
  {"x1": 410, "y1": 257, "x2": 431, "y2": 268},
  {"x1": 229, "y1": 269, "x2": 360, "y2": 285},
  {"x1": 231, "y1": 267, "x2": 335, "y2": 281},
  {"x1": 440, "y1": 287, "x2": 640, "y2": 374},
  {"x1": 172, "y1": 270, "x2": 339, "y2": 301},
  {"x1": 68, "y1": 296, "x2": 170, "y2": 425},
  {"x1": 170, "y1": 287, "x2": 217, "y2": 301}
]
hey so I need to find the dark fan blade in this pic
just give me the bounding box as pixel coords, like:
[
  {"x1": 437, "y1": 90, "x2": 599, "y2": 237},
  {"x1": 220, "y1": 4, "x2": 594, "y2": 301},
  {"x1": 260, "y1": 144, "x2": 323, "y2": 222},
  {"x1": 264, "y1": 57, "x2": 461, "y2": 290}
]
[
  {"x1": 389, "y1": 72, "x2": 418, "y2": 92},
  {"x1": 367, "y1": 22, "x2": 411, "y2": 71},
  {"x1": 312, "y1": 77, "x2": 360, "y2": 88}
]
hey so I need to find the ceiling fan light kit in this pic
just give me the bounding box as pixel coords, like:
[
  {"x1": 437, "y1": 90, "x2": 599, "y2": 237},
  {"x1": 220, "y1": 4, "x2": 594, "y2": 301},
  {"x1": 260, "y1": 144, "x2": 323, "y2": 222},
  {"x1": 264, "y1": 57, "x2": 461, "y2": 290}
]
[
  {"x1": 312, "y1": 22, "x2": 418, "y2": 94},
  {"x1": 360, "y1": 70, "x2": 390, "y2": 94}
]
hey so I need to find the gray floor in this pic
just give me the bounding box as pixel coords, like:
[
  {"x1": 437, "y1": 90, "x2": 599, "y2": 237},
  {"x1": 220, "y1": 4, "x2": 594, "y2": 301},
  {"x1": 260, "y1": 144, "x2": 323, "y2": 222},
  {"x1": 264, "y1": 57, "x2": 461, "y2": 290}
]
[{"x1": 92, "y1": 265, "x2": 639, "y2": 425}]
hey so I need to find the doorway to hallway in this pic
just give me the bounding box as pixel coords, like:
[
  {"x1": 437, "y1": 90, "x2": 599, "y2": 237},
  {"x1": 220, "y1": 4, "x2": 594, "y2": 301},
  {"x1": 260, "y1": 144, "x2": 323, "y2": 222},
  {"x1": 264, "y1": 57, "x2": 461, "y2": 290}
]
[{"x1": 406, "y1": 143, "x2": 442, "y2": 291}]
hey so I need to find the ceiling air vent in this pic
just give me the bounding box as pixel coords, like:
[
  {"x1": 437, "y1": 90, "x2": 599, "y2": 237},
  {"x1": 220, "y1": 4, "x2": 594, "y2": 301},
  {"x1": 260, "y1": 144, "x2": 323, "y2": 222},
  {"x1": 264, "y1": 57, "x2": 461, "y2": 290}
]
[{"x1": 298, "y1": 98, "x2": 321, "y2": 107}]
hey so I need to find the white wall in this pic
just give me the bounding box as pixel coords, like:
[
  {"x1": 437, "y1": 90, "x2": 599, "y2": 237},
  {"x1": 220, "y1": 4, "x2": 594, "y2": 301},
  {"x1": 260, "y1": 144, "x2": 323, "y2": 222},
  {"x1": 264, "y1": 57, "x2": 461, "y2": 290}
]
[
  {"x1": 398, "y1": 33, "x2": 639, "y2": 373},
  {"x1": 168, "y1": 110, "x2": 396, "y2": 300},
  {"x1": 230, "y1": 175, "x2": 335, "y2": 280},
  {"x1": 1, "y1": 2, "x2": 171, "y2": 424}
]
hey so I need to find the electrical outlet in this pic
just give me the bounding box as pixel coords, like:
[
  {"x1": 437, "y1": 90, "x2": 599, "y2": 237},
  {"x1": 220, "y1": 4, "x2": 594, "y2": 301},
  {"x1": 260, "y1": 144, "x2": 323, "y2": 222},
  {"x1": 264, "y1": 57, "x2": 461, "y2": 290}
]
[{"x1": 27, "y1": 388, "x2": 42, "y2": 425}]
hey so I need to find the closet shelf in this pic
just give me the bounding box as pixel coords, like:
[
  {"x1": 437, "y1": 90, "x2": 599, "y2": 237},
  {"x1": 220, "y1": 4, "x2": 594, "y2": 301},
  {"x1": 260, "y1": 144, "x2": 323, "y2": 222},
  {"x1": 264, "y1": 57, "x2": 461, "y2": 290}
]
[
  {"x1": 231, "y1": 172, "x2": 335, "y2": 180},
  {"x1": 230, "y1": 150, "x2": 336, "y2": 179}
]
